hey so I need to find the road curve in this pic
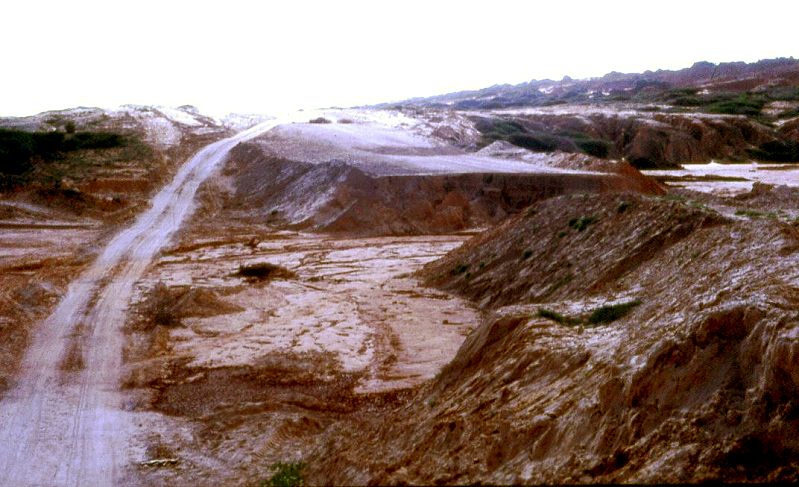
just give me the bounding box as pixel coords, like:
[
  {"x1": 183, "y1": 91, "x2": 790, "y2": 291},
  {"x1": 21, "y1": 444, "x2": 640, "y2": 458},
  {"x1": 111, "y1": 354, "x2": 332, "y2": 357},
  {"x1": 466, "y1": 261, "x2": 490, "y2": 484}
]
[{"x1": 0, "y1": 118, "x2": 287, "y2": 486}]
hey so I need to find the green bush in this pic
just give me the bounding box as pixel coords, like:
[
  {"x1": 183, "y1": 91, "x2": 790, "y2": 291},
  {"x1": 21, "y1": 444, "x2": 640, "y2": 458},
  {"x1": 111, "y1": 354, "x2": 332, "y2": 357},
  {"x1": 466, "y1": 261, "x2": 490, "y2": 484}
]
[
  {"x1": 0, "y1": 129, "x2": 35, "y2": 176},
  {"x1": 65, "y1": 132, "x2": 125, "y2": 150},
  {"x1": 236, "y1": 262, "x2": 296, "y2": 281},
  {"x1": 748, "y1": 140, "x2": 799, "y2": 162},
  {"x1": 537, "y1": 308, "x2": 579, "y2": 326},
  {"x1": 0, "y1": 128, "x2": 125, "y2": 182},
  {"x1": 262, "y1": 462, "x2": 305, "y2": 487},
  {"x1": 568, "y1": 215, "x2": 598, "y2": 231},
  {"x1": 705, "y1": 94, "x2": 766, "y2": 116},
  {"x1": 508, "y1": 133, "x2": 561, "y2": 152},
  {"x1": 575, "y1": 138, "x2": 612, "y2": 158},
  {"x1": 777, "y1": 108, "x2": 799, "y2": 119},
  {"x1": 587, "y1": 300, "x2": 641, "y2": 325},
  {"x1": 450, "y1": 263, "x2": 470, "y2": 275}
]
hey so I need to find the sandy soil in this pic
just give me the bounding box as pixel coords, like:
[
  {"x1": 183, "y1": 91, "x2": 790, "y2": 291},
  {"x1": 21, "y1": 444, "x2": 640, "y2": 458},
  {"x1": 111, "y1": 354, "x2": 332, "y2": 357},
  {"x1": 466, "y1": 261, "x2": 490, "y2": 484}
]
[{"x1": 124, "y1": 224, "x2": 477, "y2": 485}]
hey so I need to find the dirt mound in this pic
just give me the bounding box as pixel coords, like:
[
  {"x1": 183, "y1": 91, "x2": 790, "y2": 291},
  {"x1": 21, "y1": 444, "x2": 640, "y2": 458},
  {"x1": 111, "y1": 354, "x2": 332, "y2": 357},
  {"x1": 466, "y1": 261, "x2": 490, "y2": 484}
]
[
  {"x1": 418, "y1": 192, "x2": 724, "y2": 308},
  {"x1": 219, "y1": 138, "x2": 664, "y2": 237},
  {"x1": 133, "y1": 283, "x2": 243, "y2": 330},
  {"x1": 304, "y1": 191, "x2": 799, "y2": 484}
]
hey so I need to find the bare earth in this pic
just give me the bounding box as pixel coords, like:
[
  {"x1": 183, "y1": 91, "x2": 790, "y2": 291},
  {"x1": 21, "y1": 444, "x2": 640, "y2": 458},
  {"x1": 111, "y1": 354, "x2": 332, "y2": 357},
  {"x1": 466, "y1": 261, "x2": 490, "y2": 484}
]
[
  {"x1": 2, "y1": 106, "x2": 797, "y2": 485},
  {"x1": 0, "y1": 119, "x2": 282, "y2": 485}
]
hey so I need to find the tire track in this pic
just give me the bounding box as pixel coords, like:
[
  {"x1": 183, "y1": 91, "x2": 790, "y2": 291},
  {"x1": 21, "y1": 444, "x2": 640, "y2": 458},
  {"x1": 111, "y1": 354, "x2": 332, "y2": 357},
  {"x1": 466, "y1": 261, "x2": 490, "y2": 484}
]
[{"x1": 0, "y1": 118, "x2": 288, "y2": 486}]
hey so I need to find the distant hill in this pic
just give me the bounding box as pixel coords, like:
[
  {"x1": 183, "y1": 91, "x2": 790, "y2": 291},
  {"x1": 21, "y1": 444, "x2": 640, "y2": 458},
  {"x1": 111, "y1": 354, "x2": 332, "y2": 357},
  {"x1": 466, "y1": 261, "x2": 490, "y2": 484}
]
[{"x1": 384, "y1": 58, "x2": 799, "y2": 110}]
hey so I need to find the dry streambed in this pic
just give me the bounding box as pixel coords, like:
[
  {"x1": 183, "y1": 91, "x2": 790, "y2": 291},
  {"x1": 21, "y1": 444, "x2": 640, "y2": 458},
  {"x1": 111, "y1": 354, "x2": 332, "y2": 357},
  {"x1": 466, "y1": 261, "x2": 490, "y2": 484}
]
[{"x1": 124, "y1": 227, "x2": 477, "y2": 484}]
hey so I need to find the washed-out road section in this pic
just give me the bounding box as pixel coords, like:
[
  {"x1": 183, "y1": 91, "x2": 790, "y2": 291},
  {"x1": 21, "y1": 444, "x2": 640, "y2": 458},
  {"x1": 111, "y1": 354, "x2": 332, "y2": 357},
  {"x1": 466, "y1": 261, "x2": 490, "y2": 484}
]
[{"x1": 0, "y1": 117, "x2": 289, "y2": 486}]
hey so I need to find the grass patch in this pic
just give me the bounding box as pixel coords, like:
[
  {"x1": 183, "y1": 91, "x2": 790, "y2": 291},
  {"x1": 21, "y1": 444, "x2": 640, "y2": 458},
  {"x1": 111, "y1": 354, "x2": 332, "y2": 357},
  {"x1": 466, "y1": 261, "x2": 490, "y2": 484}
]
[
  {"x1": 261, "y1": 461, "x2": 306, "y2": 487},
  {"x1": 568, "y1": 215, "x2": 598, "y2": 231},
  {"x1": 735, "y1": 209, "x2": 777, "y2": 219},
  {"x1": 587, "y1": 300, "x2": 641, "y2": 325}
]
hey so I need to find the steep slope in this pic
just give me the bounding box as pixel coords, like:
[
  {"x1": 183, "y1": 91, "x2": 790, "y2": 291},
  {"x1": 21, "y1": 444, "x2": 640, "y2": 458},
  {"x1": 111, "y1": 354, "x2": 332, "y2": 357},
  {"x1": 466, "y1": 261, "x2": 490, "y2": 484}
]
[
  {"x1": 471, "y1": 111, "x2": 786, "y2": 168},
  {"x1": 306, "y1": 191, "x2": 799, "y2": 484},
  {"x1": 212, "y1": 117, "x2": 664, "y2": 236}
]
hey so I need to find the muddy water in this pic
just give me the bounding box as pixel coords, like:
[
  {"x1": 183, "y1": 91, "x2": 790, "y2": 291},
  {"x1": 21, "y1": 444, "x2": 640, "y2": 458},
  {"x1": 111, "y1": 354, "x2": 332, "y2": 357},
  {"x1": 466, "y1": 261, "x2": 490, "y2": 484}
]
[{"x1": 644, "y1": 162, "x2": 799, "y2": 195}]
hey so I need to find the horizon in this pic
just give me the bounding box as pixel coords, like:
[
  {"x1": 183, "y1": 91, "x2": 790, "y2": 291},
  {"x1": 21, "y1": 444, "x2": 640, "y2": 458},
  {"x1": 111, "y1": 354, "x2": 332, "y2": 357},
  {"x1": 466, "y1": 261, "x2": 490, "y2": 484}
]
[{"x1": 2, "y1": 0, "x2": 798, "y2": 118}]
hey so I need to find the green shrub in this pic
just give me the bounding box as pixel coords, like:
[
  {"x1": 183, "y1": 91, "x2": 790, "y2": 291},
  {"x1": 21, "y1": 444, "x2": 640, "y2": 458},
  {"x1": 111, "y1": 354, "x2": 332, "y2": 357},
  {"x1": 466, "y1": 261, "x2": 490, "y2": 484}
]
[
  {"x1": 237, "y1": 262, "x2": 296, "y2": 281},
  {"x1": 587, "y1": 300, "x2": 641, "y2": 325},
  {"x1": 575, "y1": 138, "x2": 612, "y2": 158},
  {"x1": 450, "y1": 263, "x2": 470, "y2": 275},
  {"x1": 568, "y1": 215, "x2": 597, "y2": 231},
  {"x1": 508, "y1": 133, "x2": 561, "y2": 152},
  {"x1": 748, "y1": 140, "x2": 799, "y2": 162},
  {"x1": 537, "y1": 308, "x2": 579, "y2": 326},
  {"x1": 705, "y1": 94, "x2": 766, "y2": 116},
  {"x1": 0, "y1": 129, "x2": 35, "y2": 176},
  {"x1": 262, "y1": 462, "x2": 305, "y2": 487}
]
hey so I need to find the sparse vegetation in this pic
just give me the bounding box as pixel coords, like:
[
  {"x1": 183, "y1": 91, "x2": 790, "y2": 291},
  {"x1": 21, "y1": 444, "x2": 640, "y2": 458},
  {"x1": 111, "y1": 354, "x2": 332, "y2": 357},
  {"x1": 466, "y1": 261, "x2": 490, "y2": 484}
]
[
  {"x1": 537, "y1": 308, "x2": 580, "y2": 326},
  {"x1": 748, "y1": 140, "x2": 799, "y2": 162},
  {"x1": 0, "y1": 128, "x2": 127, "y2": 189},
  {"x1": 472, "y1": 117, "x2": 614, "y2": 158},
  {"x1": 660, "y1": 90, "x2": 768, "y2": 117},
  {"x1": 451, "y1": 263, "x2": 470, "y2": 275},
  {"x1": 705, "y1": 94, "x2": 766, "y2": 116},
  {"x1": 568, "y1": 215, "x2": 598, "y2": 231},
  {"x1": 587, "y1": 300, "x2": 641, "y2": 325},
  {"x1": 574, "y1": 138, "x2": 612, "y2": 158},
  {"x1": 735, "y1": 209, "x2": 777, "y2": 219},
  {"x1": 140, "y1": 282, "x2": 184, "y2": 328},
  {"x1": 776, "y1": 107, "x2": 799, "y2": 119},
  {"x1": 261, "y1": 461, "x2": 306, "y2": 487},
  {"x1": 236, "y1": 262, "x2": 296, "y2": 281}
]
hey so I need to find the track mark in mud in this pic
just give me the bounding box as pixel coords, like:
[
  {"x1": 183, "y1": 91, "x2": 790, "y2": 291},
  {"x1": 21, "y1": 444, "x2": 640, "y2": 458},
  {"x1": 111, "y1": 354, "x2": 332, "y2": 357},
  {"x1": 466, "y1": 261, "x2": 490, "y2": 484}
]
[{"x1": 0, "y1": 119, "x2": 286, "y2": 486}]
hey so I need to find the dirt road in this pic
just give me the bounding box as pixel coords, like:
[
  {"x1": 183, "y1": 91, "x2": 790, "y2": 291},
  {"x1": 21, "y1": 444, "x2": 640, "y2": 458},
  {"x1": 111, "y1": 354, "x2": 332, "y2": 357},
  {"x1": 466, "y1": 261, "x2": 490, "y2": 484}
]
[{"x1": 0, "y1": 118, "x2": 286, "y2": 486}]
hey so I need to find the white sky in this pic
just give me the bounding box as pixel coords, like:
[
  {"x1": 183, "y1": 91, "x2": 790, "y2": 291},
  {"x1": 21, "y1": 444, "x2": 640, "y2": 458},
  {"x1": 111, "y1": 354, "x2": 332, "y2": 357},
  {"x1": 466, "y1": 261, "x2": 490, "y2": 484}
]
[{"x1": 1, "y1": 0, "x2": 797, "y2": 117}]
